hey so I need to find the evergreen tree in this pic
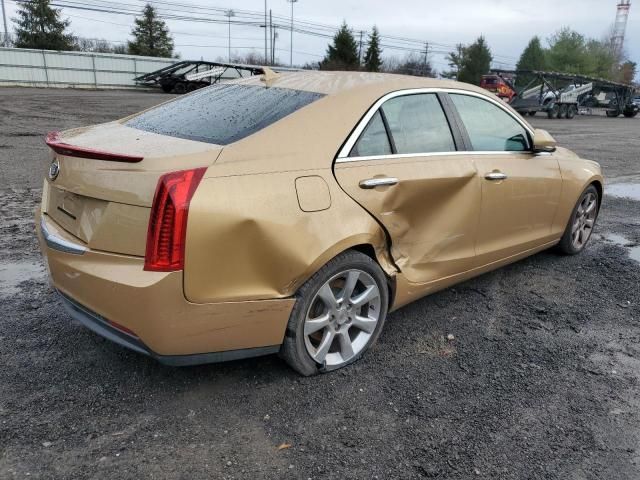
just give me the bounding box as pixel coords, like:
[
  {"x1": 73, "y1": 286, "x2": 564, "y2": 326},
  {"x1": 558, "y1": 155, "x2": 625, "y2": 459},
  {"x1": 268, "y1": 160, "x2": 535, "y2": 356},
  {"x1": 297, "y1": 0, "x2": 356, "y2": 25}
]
[
  {"x1": 515, "y1": 36, "x2": 546, "y2": 86},
  {"x1": 128, "y1": 4, "x2": 174, "y2": 58},
  {"x1": 13, "y1": 0, "x2": 74, "y2": 51},
  {"x1": 320, "y1": 22, "x2": 359, "y2": 71},
  {"x1": 363, "y1": 26, "x2": 382, "y2": 72},
  {"x1": 441, "y1": 44, "x2": 466, "y2": 80},
  {"x1": 458, "y1": 36, "x2": 492, "y2": 85}
]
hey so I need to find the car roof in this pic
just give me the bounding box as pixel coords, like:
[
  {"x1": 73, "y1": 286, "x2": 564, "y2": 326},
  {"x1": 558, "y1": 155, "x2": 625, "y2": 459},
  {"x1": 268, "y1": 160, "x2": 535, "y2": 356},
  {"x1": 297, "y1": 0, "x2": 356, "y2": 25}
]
[{"x1": 231, "y1": 70, "x2": 490, "y2": 97}]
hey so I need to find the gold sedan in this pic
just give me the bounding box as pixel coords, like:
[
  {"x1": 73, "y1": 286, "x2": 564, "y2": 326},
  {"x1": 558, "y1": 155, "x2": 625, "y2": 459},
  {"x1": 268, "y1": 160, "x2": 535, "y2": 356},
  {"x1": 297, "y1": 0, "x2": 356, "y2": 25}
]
[{"x1": 36, "y1": 71, "x2": 603, "y2": 375}]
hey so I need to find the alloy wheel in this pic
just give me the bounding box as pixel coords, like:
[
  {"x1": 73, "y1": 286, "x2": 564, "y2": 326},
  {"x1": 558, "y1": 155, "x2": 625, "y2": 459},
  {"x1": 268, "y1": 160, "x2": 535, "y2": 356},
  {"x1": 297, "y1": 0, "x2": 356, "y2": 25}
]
[
  {"x1": 303, "y1": 269, "x2": 381, "y2": 367},
  {"x1": 571, "y1": 191, "x2": 597, "y2": 250}
]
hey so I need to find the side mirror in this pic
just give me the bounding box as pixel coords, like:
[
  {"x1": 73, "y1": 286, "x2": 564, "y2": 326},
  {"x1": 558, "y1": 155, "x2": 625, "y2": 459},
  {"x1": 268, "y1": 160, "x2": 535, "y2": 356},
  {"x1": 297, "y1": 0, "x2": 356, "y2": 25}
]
[{"x1": 533, "y1": 129, "x2": 557, "y2": 154}]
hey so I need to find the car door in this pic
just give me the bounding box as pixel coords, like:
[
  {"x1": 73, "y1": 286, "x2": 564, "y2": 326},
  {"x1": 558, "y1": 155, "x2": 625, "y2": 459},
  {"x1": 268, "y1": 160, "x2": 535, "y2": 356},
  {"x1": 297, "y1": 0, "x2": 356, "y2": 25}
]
[
  {"x1": 447, "y1": 92, "x2": 562, "y2": 266},
  {"x1": 334, "y1": 91, "x2": 481, "y2": 285}
]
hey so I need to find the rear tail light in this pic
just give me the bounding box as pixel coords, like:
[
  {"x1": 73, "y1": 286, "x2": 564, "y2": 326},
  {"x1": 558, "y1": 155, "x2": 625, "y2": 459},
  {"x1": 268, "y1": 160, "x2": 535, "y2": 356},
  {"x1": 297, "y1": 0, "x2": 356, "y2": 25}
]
[
  {"x1": 45, "y1": 131, "x2": 144, "y2": 163},
  {"x1": 144, "y1": 168, "x2": 207, "y2": 272}
]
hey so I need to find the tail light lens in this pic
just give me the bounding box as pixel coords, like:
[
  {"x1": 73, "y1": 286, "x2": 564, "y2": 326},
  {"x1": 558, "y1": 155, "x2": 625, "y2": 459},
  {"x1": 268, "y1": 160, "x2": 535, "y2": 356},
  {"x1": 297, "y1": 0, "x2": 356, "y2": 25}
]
[{"x1": 144, "y1": 168, "x2": 207, "y2": 272}]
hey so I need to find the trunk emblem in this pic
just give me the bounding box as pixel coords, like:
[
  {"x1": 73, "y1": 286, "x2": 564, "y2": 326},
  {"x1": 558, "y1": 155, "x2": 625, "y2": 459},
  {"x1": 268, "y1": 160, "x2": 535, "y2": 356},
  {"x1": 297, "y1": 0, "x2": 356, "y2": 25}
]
[{"x1": 48, "y1": 159, "x2": 60, "y2": 181}]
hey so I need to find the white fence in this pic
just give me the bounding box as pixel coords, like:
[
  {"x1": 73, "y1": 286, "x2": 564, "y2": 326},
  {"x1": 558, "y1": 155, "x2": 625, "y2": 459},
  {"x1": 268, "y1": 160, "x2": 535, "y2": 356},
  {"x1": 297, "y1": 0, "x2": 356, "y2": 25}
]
[{"x1": 0, "y1": 47, "x2": 178, "y2": 89}]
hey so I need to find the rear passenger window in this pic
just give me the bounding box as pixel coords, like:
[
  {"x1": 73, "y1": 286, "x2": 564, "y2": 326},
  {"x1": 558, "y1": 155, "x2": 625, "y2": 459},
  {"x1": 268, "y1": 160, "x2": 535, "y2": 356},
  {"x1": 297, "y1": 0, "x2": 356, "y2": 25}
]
[
  {"x1": 382, "y1": 94, "x2": 456, "y2": 154},
  {"x1": 350, "y1": 111, "x2": 392, "y2": 157},
  {"x1": 449, "y1": 94, "x2": 530, "y2": 151}
]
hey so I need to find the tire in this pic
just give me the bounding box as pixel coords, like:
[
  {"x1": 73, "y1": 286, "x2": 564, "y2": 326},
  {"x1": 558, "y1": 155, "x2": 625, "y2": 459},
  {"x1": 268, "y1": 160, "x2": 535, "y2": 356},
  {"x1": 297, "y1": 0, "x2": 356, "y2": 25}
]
[
  {"x1": 280, "y1": 251, "x2": 389, "y2": 376},
  {"x1": 547, "y1": 103, "x2": 560, "y2": 119},
  {"x1": 566, "y1": 105, "x2": 577, "y2": 119},
  {"x1": 173, "y1": 82, "x2": 187, "y2": 94},
  {"x1": 606, "y1": 110, "x2": 619, "y2": 118},
  {"x1": 160, "y1": 83, "x2": 174, "y2": 93},
  {"x1": 528, "y1": 111, "x2": 537, "y2": 117},
  {"x1": 558, "y1": 104, "x2": 568, "y2": 119},
  {"x1": 557, "y1": 185, "x2": 599, "y2": 255},
  {"x1": 623, "y1": 111, "x2": 638, "y2": 118}
]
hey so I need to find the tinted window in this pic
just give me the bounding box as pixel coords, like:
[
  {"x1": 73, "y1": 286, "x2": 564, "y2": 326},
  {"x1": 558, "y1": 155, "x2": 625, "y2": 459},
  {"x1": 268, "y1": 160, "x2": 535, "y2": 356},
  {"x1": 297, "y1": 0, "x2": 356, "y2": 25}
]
[
  {"x1": 450, "y1": 94, "x2": 530, "y2": 151},
  {"x1": 350, "y1": 111, "x2": 392, "y2": 157},
  {"x1": 381, "y1": 94, "x2": 455, "y2": 154},
  {"x1": 126, "y1": 84, "x2": 324, "y2": 145}
]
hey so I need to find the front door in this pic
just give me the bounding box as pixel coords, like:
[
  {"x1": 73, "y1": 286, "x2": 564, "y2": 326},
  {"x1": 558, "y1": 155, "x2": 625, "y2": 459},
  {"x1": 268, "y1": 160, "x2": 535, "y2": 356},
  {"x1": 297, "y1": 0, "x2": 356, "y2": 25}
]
[
  {"x1": 447, "y1": 93, "x2": 562, "y2": 265},
  {"x1": 334, "y1": 92, "x2": 481, "y2": 284}
]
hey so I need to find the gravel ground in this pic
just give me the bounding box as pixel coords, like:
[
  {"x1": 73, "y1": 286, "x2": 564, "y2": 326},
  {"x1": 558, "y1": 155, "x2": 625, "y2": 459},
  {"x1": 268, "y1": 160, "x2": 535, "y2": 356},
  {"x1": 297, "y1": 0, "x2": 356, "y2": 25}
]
[{"x1": 1, "y1": 87, "x2": 639, "y2": 480}]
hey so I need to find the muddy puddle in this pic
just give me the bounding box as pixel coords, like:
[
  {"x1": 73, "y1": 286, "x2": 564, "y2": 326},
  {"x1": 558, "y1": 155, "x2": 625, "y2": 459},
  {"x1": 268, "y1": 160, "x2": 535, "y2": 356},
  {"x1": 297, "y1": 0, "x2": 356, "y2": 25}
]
[
  {"x1": 602, "y1": 233, "x2": 640, "y2": 264},
  {"x1": 607, "y1": 183, "x2": 640, "y2": 202},
  {"x1": 0, "y1": 260, "x2": 45, "y2": 296}
]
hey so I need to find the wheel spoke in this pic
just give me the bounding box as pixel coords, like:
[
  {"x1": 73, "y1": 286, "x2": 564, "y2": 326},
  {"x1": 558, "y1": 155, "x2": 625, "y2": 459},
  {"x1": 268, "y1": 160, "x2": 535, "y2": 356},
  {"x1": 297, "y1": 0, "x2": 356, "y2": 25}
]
[
  {"x1": 341, "y1": 270, "x2": 360, "y2": 303},
  {"x1": 338, "y1": 331, "x2": 355, "y2": 360},
  {"x1": 351, "y1": 285, "x2": 378, "y2": 307},
  {"x1": 352, "y1": 315, "x2": 377, "y2": 334},
  {"x1": 312, "y1": 329, "x2": 335, "y2": 363},
  {"x1": 317, "y1": 283, "x2": 339, "y2": 310},
  {"x1": 586, "y1": 200, "x2": 597, "y2": 215},
  {"x1": 304, "y1": 313, "x2": 331, "y2": 335},
  {"x1": 585, "y1": 218, "x2": 594, "y2": 228}
]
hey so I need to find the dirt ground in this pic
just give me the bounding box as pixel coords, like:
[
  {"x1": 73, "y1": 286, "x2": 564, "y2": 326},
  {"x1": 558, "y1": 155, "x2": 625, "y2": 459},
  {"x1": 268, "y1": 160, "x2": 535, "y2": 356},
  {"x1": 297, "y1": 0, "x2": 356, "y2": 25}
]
[{"x1": 1, "y1": 87, "x2": 639, "y2": 480}]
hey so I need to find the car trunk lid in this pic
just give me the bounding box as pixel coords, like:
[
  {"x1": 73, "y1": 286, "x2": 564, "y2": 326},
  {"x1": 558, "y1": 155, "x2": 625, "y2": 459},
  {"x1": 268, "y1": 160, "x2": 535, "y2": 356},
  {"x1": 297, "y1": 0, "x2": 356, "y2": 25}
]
[{"x1": 42, "y1": 122, "x2": 222, "y2": 256}]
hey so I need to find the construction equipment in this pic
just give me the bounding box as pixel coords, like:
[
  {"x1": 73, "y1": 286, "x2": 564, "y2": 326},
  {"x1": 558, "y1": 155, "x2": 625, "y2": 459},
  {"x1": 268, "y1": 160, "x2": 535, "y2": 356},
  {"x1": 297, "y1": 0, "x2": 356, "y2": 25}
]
[
  {"x1": 492, "y1": 70, "x2": 639, "y2": 119},
  {"x1": 480, "y1": 74, "x2": 516, "y2": 102},
  {"x1": 134, "y1": 61, "x2": 296, "y2": 94}
]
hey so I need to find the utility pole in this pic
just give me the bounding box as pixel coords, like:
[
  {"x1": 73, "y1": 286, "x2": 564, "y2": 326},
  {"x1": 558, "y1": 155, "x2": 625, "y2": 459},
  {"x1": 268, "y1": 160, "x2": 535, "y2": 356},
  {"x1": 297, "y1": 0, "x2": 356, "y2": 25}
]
[
  {"x1": 225, "y1": 9, "x2": 235, "y2": 62},
  {"x1": 423, "y1": 41, "x2": 429, "y2": 76},
  {"x1": 358, "y1": 30, "x2": 364, "y2": 65},
  {"x1": 286, "y1": 0, "x2": 298, "y2": 67},
  {"x1": 1, "y1": 0, "x2": 8, "y2": 47},
  {"x1": 264, "y1": 0, "x2": 268, "y2": 64}
]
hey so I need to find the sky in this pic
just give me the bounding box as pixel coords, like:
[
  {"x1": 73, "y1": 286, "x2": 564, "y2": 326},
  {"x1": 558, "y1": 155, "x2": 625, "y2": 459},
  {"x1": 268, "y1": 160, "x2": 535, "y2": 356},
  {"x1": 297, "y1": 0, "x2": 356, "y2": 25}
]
[{"x1": 3, "y1": 0, "x2": 638, "y2": 78}]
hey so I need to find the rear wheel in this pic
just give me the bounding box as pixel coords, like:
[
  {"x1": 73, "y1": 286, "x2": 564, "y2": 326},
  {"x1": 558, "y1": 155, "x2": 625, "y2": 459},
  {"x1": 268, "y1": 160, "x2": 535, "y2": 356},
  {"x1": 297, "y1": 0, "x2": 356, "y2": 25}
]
[
  {"x1": 548, "y1": 103, "x2": 560, "y2": 119},
  {"x1": 623, "y1": 110, "x2": 638, "y2": 118},
  {"x1": 173, "y1": 82, "x2": 187, "y2": 94},
  {"x1": 558, "y1": 104, "x2": 568, "y2": 119},
  {"x1": 528, "y1": 111, "x2": 537, "y2": 117},
  {"x1": 280, "y1": 251, "x2": 389, "y2": 376},
  {"x1": 566, "y1": 104, "x2": 577, "y2": 119},
  {"x1": 606, "y1": 109, "x2": 620, "y2": 118},
  {"x1": 557, "y1": 185, "x2": 599, "y2": 255}
]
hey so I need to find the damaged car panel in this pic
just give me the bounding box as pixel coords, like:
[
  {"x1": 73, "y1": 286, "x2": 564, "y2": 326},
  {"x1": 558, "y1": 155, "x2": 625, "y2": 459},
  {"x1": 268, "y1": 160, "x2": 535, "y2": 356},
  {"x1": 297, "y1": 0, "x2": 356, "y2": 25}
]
[{"x1": 36, "y1": 71, "x2": 604, "y2": 374}]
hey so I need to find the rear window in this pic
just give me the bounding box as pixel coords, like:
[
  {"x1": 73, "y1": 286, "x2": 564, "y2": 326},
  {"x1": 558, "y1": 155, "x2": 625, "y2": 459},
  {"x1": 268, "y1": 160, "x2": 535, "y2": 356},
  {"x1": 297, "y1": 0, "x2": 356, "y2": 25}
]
[{"x1": 126, "y1": 84, "x2": 324, "y2": 145}]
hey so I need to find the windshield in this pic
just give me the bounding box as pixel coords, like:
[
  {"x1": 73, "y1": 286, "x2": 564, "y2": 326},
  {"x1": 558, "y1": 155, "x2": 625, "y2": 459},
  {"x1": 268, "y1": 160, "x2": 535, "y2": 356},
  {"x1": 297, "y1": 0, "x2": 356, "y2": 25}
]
[{"x1": 126, "y1": 84, "x2": 325, "y2": 145}]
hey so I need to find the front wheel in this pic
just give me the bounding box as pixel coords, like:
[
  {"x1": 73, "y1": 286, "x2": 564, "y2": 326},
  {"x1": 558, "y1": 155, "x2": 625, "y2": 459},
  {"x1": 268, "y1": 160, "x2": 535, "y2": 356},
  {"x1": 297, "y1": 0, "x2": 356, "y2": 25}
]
[
  {"x1": 557, "y1": 185, "x2": 599, "y2": 255},
  {"x1": 280, "y1": 251, "x2": 389, "y2": 376}
]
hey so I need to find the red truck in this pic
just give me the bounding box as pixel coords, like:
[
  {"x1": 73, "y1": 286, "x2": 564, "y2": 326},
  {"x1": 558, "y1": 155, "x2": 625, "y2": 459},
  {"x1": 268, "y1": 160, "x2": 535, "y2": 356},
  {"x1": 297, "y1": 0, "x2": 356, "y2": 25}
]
[{"x1": 480, "y1": 75, "x2": 516, "y2": 103}]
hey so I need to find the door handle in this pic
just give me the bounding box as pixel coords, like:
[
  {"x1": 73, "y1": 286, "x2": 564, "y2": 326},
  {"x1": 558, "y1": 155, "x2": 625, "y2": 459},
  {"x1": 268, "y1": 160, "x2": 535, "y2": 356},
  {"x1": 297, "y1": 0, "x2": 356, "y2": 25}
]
[
  {"x1": 359, "y1": 177, "x2": 399, "y2": 189},
  {"x1": 484, "y1": 172, "x2": 508, "y2": 181}
]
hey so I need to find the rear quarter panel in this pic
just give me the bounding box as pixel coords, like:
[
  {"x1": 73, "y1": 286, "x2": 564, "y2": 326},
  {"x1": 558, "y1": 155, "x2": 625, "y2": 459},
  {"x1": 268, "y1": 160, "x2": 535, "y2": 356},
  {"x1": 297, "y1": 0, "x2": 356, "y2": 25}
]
[{"x1": 184, "y1": 168, "x2": 395, "y2": 303}]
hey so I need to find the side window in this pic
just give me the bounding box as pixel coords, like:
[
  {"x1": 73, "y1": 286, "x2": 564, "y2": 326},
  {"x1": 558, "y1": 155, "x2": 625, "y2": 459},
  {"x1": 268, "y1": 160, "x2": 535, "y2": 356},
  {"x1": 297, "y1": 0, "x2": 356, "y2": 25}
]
[
  {"x1": 350, "y1": 110, "x2": 392, "y2": 157},
  {"x1": 381, "y1": 94, "x2": 456, "y2": 154},
  {"x1": 449, "y1": 94, "x2": 530, "y2": 152}
]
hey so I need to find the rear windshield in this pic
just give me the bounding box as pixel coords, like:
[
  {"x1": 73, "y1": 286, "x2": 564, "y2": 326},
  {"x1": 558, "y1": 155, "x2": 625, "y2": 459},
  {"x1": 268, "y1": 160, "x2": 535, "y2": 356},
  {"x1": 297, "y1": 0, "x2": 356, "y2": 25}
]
[{"x1": 126, "y1": 84, "x2": 324, "y2": 145}]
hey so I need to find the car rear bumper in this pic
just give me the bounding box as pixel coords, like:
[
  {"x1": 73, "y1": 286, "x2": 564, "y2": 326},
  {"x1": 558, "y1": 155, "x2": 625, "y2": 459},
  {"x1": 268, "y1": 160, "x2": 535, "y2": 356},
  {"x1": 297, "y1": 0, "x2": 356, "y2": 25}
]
[{"x1": 36, "y1": 211, "x2": 295, "y2": 363}]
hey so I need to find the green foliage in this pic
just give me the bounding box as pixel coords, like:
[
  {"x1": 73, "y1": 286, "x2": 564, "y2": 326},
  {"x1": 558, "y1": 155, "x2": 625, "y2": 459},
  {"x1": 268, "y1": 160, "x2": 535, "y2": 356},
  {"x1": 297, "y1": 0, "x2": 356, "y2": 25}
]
[
  {"x1": 128, "y1": 4, "x2": 174, "y2": 58},
  {"x1": 457, "y1": 36, "x2": 492, "y2": 85},
  {"x1": 320, "y1": 22, "x2": 360, "y2": 71},
  {"x1": 12, "y1": 0, "x2": 74, "y2": 50},
  {"x1": 515, "y1": 36, "x2": 546, "y2": 86},
  {"x1": 441, "y1": 44, "x2": 466, "y2": 80},
  {"x1": 364, "y1": 26, "x2": 382, "y2": 72},
  {"x1": 620, "y1": 61, "x2": 636, "y2": 84}
]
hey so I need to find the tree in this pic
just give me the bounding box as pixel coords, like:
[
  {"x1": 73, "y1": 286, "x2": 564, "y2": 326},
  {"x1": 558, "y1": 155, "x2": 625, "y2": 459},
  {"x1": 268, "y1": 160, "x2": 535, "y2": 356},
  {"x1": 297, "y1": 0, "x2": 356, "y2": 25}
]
[
  {"x1": 441, "y1": 44, "x2": 466, "y2": 80},
  {"x1": 384, "y1": 53, "x2": 434, "y2": 77},
  {"x1": 363, "y1": 26, "x2": 382, "y2": 72},
  {"x1": 620, "y1": 61, "x2": 637, "y2": 84},
  {"x1": 546, "y1": 28, "x2": 588, "y2": 74},
  {"x1": 128, "y1": 4, "x2": 174, "y2": 58},
  {"x1": 12, "y1": 0, "x2": 74, "y2": 51},
  {"x1": 458, "y1": 36, "x2": 492, "y2": 85},
  {"x1": 320, "y1": 22, "x2": 359, "y2": 71},
  {"x1": 515, "y1": 36, "x2": 546, "y2": 86}
]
